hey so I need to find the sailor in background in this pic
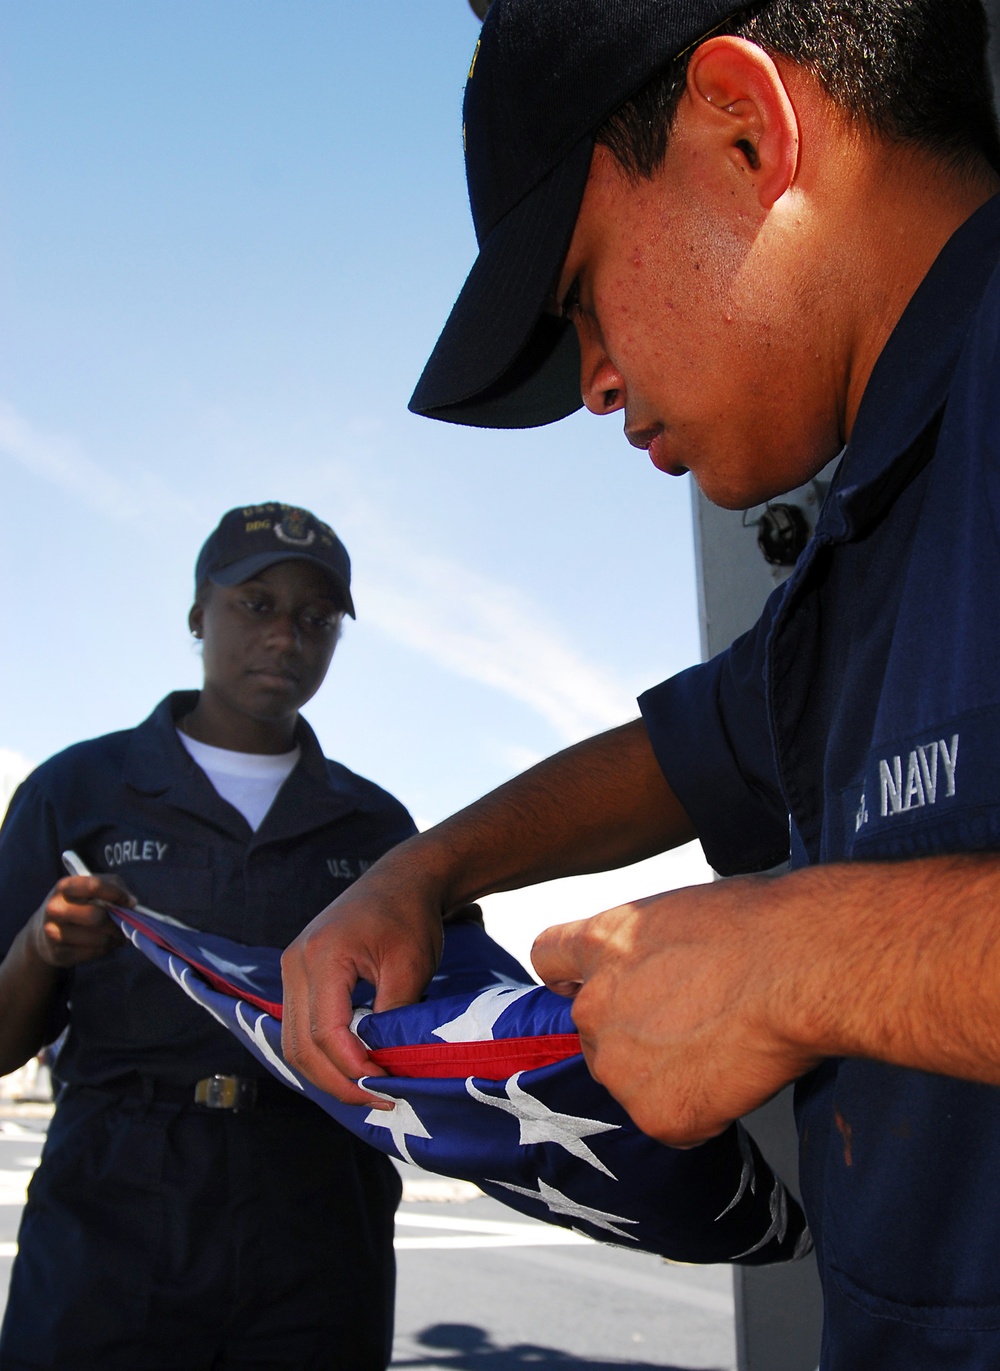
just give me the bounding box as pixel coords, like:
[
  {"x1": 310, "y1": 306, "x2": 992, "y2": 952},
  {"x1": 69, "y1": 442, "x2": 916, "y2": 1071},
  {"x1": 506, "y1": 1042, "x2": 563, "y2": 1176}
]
[{"x1": 0, "y1": 502, "x2": 416, "y2": 1370}]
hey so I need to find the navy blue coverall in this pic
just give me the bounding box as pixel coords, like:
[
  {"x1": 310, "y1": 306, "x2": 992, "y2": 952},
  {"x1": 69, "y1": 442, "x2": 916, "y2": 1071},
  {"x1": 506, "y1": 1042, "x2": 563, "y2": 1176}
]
[
  {"x1": 0, "y1": 692, "x2": 416, "y2": 1371},
  {"x1": 640, "y1": 194, "x2": 1000, "y2": 1368}
]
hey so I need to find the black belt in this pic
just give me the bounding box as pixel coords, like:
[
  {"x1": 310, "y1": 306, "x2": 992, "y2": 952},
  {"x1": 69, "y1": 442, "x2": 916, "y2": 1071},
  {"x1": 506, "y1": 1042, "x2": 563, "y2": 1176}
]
[{"x1": 94, "y1": 1072, "x2": 300, "y2": 1113}]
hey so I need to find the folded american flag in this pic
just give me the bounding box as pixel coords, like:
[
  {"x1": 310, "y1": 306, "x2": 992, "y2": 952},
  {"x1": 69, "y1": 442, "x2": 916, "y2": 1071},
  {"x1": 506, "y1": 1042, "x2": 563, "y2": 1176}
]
[{"x1": 110, "y1": 898, "x2": 811, "y2": 1265}]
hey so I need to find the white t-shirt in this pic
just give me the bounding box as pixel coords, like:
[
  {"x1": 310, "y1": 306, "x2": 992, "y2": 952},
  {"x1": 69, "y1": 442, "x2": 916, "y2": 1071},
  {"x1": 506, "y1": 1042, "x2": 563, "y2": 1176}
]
[{"x1": 177, "y1": 731, "x2": 300, "y2": 832}]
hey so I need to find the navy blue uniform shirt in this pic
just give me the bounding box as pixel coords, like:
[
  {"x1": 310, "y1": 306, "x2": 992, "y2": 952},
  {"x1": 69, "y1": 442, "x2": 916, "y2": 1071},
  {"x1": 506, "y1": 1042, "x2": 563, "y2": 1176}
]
[
  {"x1": 0, "y1": 692, "x2": 411, "y2": 1369},
  {"x1": 640, "y1": 193, "x2": 1000, "y2": 1368},
  {"x1": 0, "y1": 691, "x2": 417, "y2": 1087}
]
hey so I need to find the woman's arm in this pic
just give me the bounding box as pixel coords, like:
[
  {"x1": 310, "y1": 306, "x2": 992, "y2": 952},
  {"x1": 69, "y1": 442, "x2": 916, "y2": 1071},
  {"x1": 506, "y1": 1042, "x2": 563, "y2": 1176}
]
[{"x1": 0, "y1": 875, "x2": 132, "y2": 1077}]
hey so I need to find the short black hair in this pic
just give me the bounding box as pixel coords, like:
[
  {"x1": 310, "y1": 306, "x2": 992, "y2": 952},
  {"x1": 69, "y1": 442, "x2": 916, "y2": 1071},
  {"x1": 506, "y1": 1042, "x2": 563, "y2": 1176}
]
[{"x1": 597, "y1": 0, "x2": 1000, "y2": 179}]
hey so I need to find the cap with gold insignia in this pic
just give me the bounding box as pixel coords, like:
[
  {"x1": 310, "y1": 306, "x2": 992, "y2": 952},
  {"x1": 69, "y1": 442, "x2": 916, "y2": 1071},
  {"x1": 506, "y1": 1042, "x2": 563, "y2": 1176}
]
[{"x1": 195, "y1": 503, "x2": 355, "y2": 617}]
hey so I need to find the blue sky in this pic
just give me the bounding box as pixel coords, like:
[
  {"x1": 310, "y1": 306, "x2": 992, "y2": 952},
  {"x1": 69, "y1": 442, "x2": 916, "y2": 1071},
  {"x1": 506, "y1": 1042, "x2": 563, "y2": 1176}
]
[{"x1": 0, "y1": 2, "x2": 709, "y2": 964}]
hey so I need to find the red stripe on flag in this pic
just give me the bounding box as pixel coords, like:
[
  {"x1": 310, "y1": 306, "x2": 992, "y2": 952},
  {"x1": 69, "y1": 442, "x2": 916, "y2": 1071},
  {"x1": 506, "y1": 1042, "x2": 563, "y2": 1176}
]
[
  {"x1": 368, "y1": 1033, "x2": 581, "y2": 1080},
  {"x1": 112, "y1": 906, "x2": 284, "y2": 1019},
  {"x1": 112, "y1": 906, "x2": 581, "y2": 1075}
]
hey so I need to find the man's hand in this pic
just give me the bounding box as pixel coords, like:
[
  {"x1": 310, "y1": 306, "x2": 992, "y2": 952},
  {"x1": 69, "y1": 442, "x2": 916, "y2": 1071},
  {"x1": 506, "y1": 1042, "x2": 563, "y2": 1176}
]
[
  {"x1": 281, "y1": 860, "x2": 446, "y2": 1107},
  {"x1": 531, "y1": 874, "x2": 821, "y2": 1147},
  {"x1": 533, "y1": 855, "x2": 1000, "y2": 1144},
  {"x1": 279, "y1": 719, "x2": 697, "y2": 1106},
  {"x1": 27, "y1": 875, "x2": 132, "y2": 970}
]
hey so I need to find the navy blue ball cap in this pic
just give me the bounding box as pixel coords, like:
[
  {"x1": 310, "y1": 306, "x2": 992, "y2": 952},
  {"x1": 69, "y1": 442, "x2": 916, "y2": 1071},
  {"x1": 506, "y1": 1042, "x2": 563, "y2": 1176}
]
[
  {"x1": 409, "y1": 0, "x2": 748, "y2": 430},
  {"x1": 195, "y1": 503, "x2": 356, "y2": 618}
]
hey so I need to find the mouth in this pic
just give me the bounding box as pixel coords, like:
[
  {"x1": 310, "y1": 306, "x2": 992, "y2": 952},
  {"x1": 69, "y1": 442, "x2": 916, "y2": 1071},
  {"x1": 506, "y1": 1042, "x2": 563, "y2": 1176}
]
[
  {"x1": 249, "y1": 667, "x2": 300, "y2": 690},
  {"x1": 626, "y1": 424, "x2": 688, "y2": 478}
]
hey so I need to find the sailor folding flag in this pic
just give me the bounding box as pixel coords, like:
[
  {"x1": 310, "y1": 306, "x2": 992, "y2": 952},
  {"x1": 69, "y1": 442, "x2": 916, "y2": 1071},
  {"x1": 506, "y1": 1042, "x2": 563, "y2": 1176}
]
[{"x1": 106, "y1": 894, "x2": 811, "y2": 1266}]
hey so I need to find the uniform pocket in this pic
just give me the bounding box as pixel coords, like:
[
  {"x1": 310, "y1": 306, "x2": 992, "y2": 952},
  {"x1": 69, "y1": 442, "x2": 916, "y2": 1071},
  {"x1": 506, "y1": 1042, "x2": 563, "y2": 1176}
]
[
  {"x1": 126, "y1": 864, "x2": 213, "y2": 914},
  {"x1": 822, "y1": 1061, "x2": 1000, "y2": 1330}
]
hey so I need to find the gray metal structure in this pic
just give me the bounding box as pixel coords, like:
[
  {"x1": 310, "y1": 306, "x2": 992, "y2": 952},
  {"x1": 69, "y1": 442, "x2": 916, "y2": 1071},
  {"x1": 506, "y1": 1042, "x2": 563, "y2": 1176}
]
[{"x1": 693, "y1": 478, "x2": 831, "y2": 1371}]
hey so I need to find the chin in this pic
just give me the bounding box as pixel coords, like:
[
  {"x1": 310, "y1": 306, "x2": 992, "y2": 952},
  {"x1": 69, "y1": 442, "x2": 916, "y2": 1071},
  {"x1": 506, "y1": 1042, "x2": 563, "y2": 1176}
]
[
  {"x1": 693, "y1": 472, "x2": 770, "y2": 511},
  {"x1": 694, "y1": 451, "x2": 830, "y2": 512},
  {"x1": 242, "y1": 691, "x2": 303, "y2": 722}
]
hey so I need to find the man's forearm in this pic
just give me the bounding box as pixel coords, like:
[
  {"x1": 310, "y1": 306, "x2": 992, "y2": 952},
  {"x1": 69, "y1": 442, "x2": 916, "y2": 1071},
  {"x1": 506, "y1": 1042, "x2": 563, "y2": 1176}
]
[
  {"x1": 532, "y1": 851, "x2": 1000, "y2": 1146},
  {"x1": 280, "y1": 717, "x2": 697, "y2": 1102},
  {"x1": 393, "y1": 717, "x2": 697, "y2": 912},
  {"x1": 775, "y1": 854, "x2": 1000, "y2": 1084}
]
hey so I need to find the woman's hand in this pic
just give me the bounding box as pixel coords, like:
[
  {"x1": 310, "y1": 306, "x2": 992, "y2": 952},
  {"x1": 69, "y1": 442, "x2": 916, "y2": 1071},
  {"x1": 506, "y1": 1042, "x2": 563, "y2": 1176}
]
[{"x1": 26, "y1": 875, "x2": 133, "y2": 969}]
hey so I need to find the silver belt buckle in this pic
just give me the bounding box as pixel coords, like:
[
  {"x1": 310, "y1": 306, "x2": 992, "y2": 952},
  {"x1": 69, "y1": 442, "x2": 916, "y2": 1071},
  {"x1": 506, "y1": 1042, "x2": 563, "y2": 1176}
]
[{"x1": 193, "y1": 1074, "x2": 256, "y2": 1111}]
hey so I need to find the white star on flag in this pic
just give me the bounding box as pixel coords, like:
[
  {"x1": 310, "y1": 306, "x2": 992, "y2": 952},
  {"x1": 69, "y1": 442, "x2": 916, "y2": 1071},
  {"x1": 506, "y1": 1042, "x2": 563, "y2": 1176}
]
[
  {"x1": 431, "y1": 968, "x2": 531, "y2": 989},
  {"x1": 198, "y1": 946, "x2": 262, "y2": 981},
  {"x1": 131, "y1": 900, "x2": 189, "y2": 930},
  {"x1": 167, "y1": 955, "x2": 232, "y2": 1032},
  {"x1": 716, "y1": 1125, "x2": 756, "y2": 1221},
  {"x1": 432, "y1": 985, "x2": 534, "y2": 1043},
  {"x1": 361, "y1": 1082, "x2": 432, "y2": 1165},
  {"x1": 235, "y1": 1003, "x2": 302, "y2": 1088},
  {"x1": 466, "y1": 1072, "x2": 619, "y2": 1178},
  {"x1": 732, "y1": 1177, "x2": 789, "y2": 1260},
  {"x1": 489, "y1": 970, "x2": 536, "y2": 990},
  {"x1": 493, "y1": 1176, "x2": 639, "y2": 1243}
]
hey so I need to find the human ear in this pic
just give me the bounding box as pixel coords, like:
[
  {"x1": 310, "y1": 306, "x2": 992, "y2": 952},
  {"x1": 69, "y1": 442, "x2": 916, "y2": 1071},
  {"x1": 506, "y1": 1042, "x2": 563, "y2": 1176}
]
[
  {"x1": 686, "y1": 36, "x2": 799, "y2": 210},
  {"x1": 188, "y1": 604, "x2": 203, "y2": 640}
]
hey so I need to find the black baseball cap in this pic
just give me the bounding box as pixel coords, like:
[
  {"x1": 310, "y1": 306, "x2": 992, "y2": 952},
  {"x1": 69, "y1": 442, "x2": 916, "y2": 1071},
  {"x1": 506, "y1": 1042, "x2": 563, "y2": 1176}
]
[
  {"x1": 409, "y1": 0, "x2": 747, "y2": 430},
  {"x1": 195, "y1": 503, "x2": 356, "y2": 618}
]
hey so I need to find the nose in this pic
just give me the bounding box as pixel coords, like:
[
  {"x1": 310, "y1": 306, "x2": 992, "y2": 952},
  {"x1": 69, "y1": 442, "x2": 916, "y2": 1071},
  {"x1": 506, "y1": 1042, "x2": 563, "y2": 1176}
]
[
  {"x1": 264, "y1": 612, "x2": 302, "y2": 653},
  {"x1": 578, "y1": 328, "x2": 626, "y2": 417}
]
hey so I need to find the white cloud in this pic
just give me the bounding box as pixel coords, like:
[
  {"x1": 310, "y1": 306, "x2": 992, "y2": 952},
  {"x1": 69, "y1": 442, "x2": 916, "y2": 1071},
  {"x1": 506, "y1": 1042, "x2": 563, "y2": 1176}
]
[
  {"x1": 0, "y1": 400, "x2": 140, "y2": 519},
  {"x1": 262, "y1": 460, "x2": 645, "y2": 745},
  {"x1": 1, "y1": 400, "x2": 640, "y2": 745},
  {"x1": 362, "y1": 550, "x2": 638, "y2": 744},
  {"x1": 0, "y1": 400, "x2": 201, "y2": 528}
]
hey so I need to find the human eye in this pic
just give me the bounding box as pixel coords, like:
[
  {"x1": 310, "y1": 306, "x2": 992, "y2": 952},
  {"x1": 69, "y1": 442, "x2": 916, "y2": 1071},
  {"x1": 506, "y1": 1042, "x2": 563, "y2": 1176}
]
[
  {"x1": 545, "y1": 274, "x2": 582, "y2": 321},
  {"x1": 559, "y1": 277, "x2": 582, "y2": 320},
  {"x1": 240, "y1": 592, "x2": 272, "y2": 616},
  {"x1": 301, "y1": 606, "x2": 339, "y2": 633}
]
